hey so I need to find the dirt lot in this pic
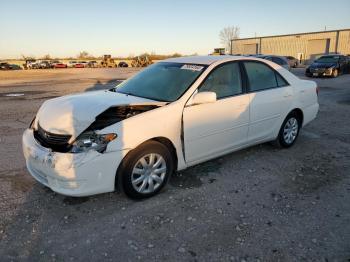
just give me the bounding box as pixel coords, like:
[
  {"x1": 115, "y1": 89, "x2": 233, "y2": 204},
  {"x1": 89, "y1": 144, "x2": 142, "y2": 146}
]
[{"x1": 0, "y1": 68, "x2": 349, "y2": 261}]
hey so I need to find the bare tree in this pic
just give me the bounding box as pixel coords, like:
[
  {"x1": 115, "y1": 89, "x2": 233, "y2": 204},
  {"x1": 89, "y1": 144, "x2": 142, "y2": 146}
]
[
  {"x1": 219, "y1": 26, "x2": 240, "y2": 53},
  {"x1": 41, "y1": 54, "x2": 51, "y2": 60},
  {"x1": 21, "y1": 54, "x2": 35, "y2": 60},
  {"x1": 77, "y1": 51, "x2": 90, "y2": 59}
]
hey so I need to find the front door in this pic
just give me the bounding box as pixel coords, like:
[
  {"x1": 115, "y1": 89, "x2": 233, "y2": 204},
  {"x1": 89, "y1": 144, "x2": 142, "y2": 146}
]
[{"x1": 183, "y1": 62, "x2": 250, "y2": 164}]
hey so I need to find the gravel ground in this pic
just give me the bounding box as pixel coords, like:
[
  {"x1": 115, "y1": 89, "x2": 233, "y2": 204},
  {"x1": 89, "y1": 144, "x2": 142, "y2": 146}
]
[{"x1": 0, "y1": 68, "x2": 349, "y2": 261}]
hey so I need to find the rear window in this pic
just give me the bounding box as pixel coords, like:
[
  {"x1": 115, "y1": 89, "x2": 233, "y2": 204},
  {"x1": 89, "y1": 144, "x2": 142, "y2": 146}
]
[{"x1": 272, "y1": 57, "x2": 288, "y2": 65}]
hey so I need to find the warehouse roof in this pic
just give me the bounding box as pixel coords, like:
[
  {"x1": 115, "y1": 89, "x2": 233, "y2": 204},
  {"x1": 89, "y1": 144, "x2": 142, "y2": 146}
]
[
  {"x1": 231, "y1": 28, "x2": 350, "y2": 41},
  {"x1": 164, "y1": 55, "x2": 243, "y2": 65}
]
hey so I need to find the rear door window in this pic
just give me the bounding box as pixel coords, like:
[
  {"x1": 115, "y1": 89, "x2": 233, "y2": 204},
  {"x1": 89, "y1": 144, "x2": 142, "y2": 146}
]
[{"x1": 243, "y1": 61, "x2": 288, "y2": 92}]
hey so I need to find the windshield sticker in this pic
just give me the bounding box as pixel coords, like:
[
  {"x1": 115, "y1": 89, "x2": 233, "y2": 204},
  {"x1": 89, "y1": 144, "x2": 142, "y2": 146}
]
[{"x1": 181, "y1": 64, "x2": 204, "y2": 71}]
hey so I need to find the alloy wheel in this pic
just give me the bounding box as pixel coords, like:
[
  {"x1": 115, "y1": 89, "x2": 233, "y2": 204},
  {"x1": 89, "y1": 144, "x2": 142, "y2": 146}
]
[
  {"x1": 283, "y1": 117, "x2": 299, "y2": 144},
  {"x1": 131, "y1": 153, "x2": 167, "y2": 194}
]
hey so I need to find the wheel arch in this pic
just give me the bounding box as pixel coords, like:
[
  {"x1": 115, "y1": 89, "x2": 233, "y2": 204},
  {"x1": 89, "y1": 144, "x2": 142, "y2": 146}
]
[
  {"x1": 115, "y1": 136, "x2": 178, "y2": 191},
  {"x1": 148, "y1": 137, "x2": 178, "y2": 171},
  {"x1": 289, "y1": 108, "x2": 304, "y2": 126}
]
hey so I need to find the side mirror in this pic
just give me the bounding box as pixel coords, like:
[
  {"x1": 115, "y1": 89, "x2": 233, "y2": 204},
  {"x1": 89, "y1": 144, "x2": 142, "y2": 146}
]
[{"x1": 190, "y1": 91, "x2": 217, "y2": 106}]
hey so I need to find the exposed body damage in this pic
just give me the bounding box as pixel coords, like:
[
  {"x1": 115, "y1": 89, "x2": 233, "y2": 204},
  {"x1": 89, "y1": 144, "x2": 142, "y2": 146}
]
[
  {"x1": 33, "y1": 90, "x2": 164, "y2": 140},
  {"x1": 25, "y1": 90, "x2": 168, "y2": 196},
  {"x1": 86, "y1": 104, "x2": 164, "y2": 131},
  {"x1": 23, "y1": 128, "x2": 128, "y2": 196},
  {"x1": 23, "y1": 55, "x2": 319, "y2": 197}
]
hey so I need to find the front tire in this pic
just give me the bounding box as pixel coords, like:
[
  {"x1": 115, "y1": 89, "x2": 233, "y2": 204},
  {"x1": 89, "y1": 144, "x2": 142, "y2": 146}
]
[
  {"x1": 275, "y1": 112, "x2": 301, "y2": 148},
  {"x1": 332, "y1": 69, "x2": 339, "y2": 78},
  {"x1": 118, "y1": 141, "x2": 174, "y2": 199}
]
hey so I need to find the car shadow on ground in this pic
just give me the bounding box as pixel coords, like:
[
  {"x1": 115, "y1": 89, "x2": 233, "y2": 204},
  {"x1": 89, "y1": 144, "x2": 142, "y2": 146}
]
[{"x1": 85, "y1": 80, "x2": 123, "y2": 92}]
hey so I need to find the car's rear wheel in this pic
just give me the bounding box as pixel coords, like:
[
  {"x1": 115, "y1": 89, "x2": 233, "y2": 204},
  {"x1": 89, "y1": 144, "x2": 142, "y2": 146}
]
[
  {"x1": 275, "y1": 112, "x2": 301, "y2": 148},
  {"x1": 119, "y1": 141, "x2": 174, "y2": 199}
]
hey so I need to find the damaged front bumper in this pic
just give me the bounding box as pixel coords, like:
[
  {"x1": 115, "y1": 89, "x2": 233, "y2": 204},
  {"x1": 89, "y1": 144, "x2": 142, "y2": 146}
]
[{"x1": 22, "y1": 129, "x2": 128, "y2": 197}]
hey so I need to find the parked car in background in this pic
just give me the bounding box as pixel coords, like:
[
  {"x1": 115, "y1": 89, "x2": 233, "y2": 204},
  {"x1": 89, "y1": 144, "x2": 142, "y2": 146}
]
[
  {"x1": 23, "y1": 56, "x2": 319, "y2": 199},
  {"x1": 256, "y1": 55, "x2": 291, "y2": 71},
  {"x1": 9, "y1": 64, "x2": 22, "y2": 70},
  {"x1": 68, "y1": 61, "x2": 77, "y2": 68},
  {"x1": 305, "y1": 54, "x2": 348, "y2": 78},
  {"x1": 118, "y1": 61, "x2": 129, "y2": 67},
  {"x1": 87, "y1": 61, "x2": 98, "y2": 68},
  {"x1": 23, "y1": 59, "x2": 37, "y2": 69},
  {"x1": 80, "y1": 61, "x2": 88, "y2": 67},
  {"x1": 0, "y1": 62, "x2": 22, "y2": 70},
  {"x1": 285, "y1": 56, "x2": 299, "y2": 68},
  {"x1": 26, "y1": 60, "x2": 41, "y2": 69},
  {"x1": 51, "y1": 60, "x2": 67, "y2": 68},
  {"x1": 74, "y1": 62, "x2": 86, "y2": 68},
  {"x1": 0, "y1": 62, "x2": 13, "y2": 70},
  {"x1": 38, "y1": 60, "x2": 51, "y2": 69},
  {"x1": 346, "y1": 55, "x2": 350, "y2": 73}
]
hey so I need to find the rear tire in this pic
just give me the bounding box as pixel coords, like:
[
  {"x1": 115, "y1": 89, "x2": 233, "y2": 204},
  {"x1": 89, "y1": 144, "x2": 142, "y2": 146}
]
[
  {"x1": 118, "y1": 141, "x2": 174, "y2": 199},
  {"x1": 275, "y1": 112, "x2": 301, "y2": 148}
]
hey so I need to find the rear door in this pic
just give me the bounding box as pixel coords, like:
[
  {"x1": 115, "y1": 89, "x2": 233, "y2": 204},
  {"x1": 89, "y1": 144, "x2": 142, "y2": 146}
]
[
  {"x1": 183, "y1": 62, "x2": 250, "y2": 163},
  {"x1": 243, "y1": 61, "x2": 292, "y2": 143},
  {"x1": 339, "y1": 56, "x2": 346, "y2": 73}
]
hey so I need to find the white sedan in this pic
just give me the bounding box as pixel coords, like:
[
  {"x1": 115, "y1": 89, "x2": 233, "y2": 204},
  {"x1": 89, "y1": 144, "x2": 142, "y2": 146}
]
[{"x1": 22, "y1": 56, "x2": 319, "y2": 198}]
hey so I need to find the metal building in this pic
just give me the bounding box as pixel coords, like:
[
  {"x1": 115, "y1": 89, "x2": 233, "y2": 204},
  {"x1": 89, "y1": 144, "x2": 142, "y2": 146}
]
[{"x1": 230, "y1": 29, "x2": 350, "y2": 64}]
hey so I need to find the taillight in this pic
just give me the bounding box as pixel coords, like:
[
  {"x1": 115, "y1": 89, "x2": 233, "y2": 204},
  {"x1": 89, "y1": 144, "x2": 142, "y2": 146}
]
[{"x1": 316, "y1": 86, "x2": 319, "y2": 96}]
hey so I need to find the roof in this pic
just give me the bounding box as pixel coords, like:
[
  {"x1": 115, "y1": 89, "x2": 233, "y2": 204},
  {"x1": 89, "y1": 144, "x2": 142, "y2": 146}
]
[
  {"x1": 231, "y1": 28, "x2": 350, "y2": 42},
  {"x1": 163, "y1": 55, "x2": 243, "y2": 65}
]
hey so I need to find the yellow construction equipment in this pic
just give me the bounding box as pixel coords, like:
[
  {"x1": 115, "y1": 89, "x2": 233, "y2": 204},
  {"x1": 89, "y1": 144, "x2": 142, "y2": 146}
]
[
  {"x1": 101, "y1": 55, "x2": 117, "y2": 68},
  {"x1": 131, "y1": 55, "x2": 152, "y2": 67},
  {"x1": 211, "y1": 48, "x2": 226, "y2": 55}
]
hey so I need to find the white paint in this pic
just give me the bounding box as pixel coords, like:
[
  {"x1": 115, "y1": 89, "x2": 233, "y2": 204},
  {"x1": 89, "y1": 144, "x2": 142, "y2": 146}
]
[{"x1": 23, "y1": 56, "x2": 319, "y2": 197}]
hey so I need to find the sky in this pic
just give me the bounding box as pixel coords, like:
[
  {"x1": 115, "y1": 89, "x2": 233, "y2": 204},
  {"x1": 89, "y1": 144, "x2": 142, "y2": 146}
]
[{"x1": 0, "y1": 0, "x2": 350, "y2": 59}]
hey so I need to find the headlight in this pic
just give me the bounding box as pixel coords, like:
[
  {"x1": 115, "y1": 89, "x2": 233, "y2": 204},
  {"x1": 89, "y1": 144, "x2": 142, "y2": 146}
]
[{"x1": 70, "y1": 132, "x2": 117, "y2": 153}]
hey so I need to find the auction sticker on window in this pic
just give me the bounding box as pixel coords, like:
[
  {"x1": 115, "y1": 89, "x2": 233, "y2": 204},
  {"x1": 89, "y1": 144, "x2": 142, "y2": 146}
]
[{"x1": 181, "y1": 64, "x2": 204, "y2": 71}]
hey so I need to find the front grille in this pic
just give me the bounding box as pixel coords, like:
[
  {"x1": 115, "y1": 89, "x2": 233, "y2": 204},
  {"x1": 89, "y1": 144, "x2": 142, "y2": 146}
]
[
  {"x1": 310, "y1": 68, "x2": 325, "y2": 73},
  {"x1": 34, "y1": 124, "x2": 72, "y2": 152}
]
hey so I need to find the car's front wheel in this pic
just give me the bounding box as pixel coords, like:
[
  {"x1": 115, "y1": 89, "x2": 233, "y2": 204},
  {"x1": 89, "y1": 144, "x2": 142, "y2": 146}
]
[
  {"x1": 119, "y1": 141, "x2": 174, "y2": 199},
  {"x1": 332, "y1": 69, "x2": 339, "y2": 78},
  {"x1": 275, "y1": 112, "x2": 301, "y2": 148}
]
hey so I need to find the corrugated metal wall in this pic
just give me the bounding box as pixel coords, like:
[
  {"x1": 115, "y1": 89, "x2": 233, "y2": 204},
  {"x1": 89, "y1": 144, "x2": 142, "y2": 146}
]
[
  {"x1": 231, "y1": 30, "x2": 350, "y2": 64},
  {"x1": 338, "y1": 30, "x2": 350, "y2": 55}
]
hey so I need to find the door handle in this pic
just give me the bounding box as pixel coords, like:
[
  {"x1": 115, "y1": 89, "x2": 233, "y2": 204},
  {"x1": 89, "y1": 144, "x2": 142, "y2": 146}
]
[{"x1": 283, "y1": 94, "x2": 292, "y2": 98}]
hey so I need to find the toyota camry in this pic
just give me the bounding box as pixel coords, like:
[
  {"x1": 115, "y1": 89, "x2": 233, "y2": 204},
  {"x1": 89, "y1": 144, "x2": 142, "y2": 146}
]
[{"x1": 22, "y1": 56, "x2": 319, "y2": 199}]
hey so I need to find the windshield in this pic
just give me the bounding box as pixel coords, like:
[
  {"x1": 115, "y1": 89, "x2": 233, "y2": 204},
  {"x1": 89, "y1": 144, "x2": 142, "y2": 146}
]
[
  {"x1": 316, "y1": 56, "x2": 340, "y2": 63},
  {"x1": 115, "y1": 62, "x2": 206, "y2": 102}
]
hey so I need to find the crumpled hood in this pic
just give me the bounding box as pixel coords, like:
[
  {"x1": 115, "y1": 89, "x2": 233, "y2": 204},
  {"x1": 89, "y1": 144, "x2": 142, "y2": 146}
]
[{"x1": 36, "y1": 90, "x2": 158, "y2": 138}]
